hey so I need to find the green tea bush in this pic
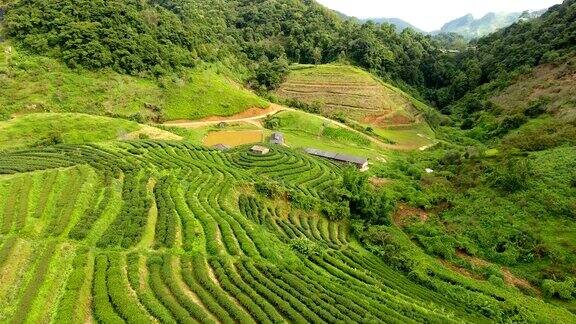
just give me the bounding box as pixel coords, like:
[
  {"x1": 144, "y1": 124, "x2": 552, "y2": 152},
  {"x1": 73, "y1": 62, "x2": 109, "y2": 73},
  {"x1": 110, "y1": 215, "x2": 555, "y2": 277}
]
[
  {"x1": 289, "y1": 238, "x2": 322, "y2": 256},
  {"x1": 126, "y1": 253, "x2": 176, "y2": 324},
  {"x1": 235, "y1": 262, "x2": 308, "y2": 323},
  {"x1": 98, "y1": 171, "x2": 151, "y2": 248},
  {"x1": 107, "y1": 253, "x2": 152, "y2": 323},
  {"x1": 210, "y1": 258, "x2": 283, "y2": 322},
  {"x1": 154, "y1": 177, "x2": 178, "y2": 248},
  {"x1": 12, "y1": 243, "x2": 57, "y2": 324},
  {"x1": 55, "y1": 248, "x2": 89, "y2": 323},
  {"x1": 69, "y1": 186, "x2": 112, "y2": 240},
  {"x1": 254, "y1": 181, "x2": 284, "y2": 199},
  {"x1": 92, "y1": 254, "x2": 124, "y2": 324},
  {"x1": 146, "y1": 255, "x2": 197, "y2": 323},
  {"x1": 158, "y1": 255, "x2": 213, "y2": 324}
]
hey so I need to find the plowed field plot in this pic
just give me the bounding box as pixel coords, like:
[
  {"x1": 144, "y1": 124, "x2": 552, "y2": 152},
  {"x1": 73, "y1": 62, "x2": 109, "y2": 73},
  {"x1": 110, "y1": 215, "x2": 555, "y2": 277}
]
[{"x1": 203, "y1": 130, "x2": 263, "y2": 147}]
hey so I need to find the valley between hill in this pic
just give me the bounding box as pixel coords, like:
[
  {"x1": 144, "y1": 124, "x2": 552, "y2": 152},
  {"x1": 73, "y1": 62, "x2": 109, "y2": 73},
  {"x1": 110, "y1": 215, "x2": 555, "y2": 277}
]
[{"x1": 0, "y1": 0, "x2": 575, "y2": 321}]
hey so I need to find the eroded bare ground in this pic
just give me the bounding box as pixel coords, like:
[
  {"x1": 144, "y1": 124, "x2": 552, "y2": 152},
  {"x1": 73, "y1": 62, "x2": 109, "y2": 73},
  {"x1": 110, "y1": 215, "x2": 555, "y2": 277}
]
[
  {"x1": 362, "y1": 112, "x2": 415, "y2": 127},
  {"x1": 455, "y1": 250, "x2": 540, "y2": 295},
  {"x1": 392, "y1": 203, "x2": 429, "y2": 227}
]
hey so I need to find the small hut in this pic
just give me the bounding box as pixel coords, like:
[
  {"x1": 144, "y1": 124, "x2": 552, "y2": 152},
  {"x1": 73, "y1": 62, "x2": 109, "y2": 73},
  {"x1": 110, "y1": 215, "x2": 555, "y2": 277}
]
[
  {"x1": 250, "y1": 145, "x2": 270, "y2": 155},
  {"x1": 270, "y1": 132, "x2": 285, "y2": 145}
]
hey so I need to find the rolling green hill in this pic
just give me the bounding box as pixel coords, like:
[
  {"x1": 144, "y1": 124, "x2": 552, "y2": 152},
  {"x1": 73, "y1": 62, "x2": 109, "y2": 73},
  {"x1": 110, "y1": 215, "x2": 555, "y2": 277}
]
[
  {"x1": 0, "y1": 42, "x2": 268, "y2": 122},
  {"x1": 389, "y1": 53, "x2": 576, "y2": 312},
  {"x1": 0, "y1": 113, "x2": 181, "y2": 151}
]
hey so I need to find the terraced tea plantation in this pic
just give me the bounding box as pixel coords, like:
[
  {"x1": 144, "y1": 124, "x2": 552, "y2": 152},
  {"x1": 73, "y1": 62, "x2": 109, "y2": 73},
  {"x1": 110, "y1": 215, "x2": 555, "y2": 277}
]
[
  {"x1": 0, "y1": 142, "x2": 572, "y2": 323},
  {"x1": 276, "y1": 64, "x2": 420, "y2": 126}
]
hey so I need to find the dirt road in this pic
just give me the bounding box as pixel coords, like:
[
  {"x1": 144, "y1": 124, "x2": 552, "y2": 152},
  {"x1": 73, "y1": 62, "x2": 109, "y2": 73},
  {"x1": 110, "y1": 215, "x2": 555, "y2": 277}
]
[
  {"x1": 163, "y1": 104, "x2": 286, "y2": 128},
  {"x1": 162, "y1": 104, "x2": 426, "y2": 151}
]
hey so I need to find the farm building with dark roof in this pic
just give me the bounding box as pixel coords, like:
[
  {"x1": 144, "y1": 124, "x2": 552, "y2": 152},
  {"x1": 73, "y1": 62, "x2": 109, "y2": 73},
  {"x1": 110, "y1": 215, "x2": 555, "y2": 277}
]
[{"x1": 304, "y1": 148, "x2": 369, "y2": 171}]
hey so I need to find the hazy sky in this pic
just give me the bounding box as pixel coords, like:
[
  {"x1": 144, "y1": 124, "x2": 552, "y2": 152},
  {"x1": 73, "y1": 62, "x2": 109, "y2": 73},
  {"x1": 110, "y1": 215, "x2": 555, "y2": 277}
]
[{"x1": 315, "y1": 0, "x2": 564, "y2": 31}]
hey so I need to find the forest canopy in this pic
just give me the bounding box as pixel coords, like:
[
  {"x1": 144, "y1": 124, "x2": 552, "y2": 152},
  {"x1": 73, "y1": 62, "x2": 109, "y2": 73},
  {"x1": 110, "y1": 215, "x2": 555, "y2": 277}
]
[{"x1": 3, "y1": 0, "x2": 575, "y2": 111}]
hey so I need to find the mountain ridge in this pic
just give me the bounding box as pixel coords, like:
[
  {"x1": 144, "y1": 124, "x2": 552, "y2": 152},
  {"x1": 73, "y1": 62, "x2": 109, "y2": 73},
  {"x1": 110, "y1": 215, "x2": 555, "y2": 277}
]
[
  {"x1": 331, "y1": 7, "x2": 547, "y2": 38},
  {"x1": 435, "y1": 9, "x2": 546, "y2": 39}
]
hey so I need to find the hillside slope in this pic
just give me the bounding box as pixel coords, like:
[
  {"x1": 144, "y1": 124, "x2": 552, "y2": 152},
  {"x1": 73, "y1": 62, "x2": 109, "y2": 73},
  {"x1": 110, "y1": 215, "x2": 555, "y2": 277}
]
[
  {"x1": 0, "y1": 42, "x2": 268, "y2": 121},
  {"x1": 276, "y1": 64, "x2": 437, "y2": 149},
  {"x1": 493, "y1": 57, "x2": 576, "y2": 150},
  {"x1": 0, "y1": 113, "x2": 181, "y2": 150},
  {"x1": 277, "y1": 64, "x2": 419, "y2": 125},
  {"x1": 0, "y1": 0, "x2": 575, "y2": 319},
  {"x1": 388, "y1": 54, "x2": 576, "y2": 311},
  {"x1": 0, "y1": 141, "x2": 574, "y2": 322},
  {"x1": 431, "y1": 0, "x2": 576, "y2": 109}
]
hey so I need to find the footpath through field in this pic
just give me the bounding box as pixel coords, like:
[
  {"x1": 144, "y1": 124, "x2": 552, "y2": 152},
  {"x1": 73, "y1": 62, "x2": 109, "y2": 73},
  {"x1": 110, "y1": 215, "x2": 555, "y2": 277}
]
[
  {"x1": 163, "y1": 104, "x2": 285, "y2": 128},
  {"x1": 162, "y1": 104, "x2": 409, "y2": 150}
]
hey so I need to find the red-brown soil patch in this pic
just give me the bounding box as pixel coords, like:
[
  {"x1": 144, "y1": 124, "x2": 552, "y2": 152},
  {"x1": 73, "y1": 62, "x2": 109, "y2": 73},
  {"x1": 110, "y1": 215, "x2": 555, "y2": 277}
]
[
  {"x1": 502, "y1": 268, "x2": 539, "y2": 294},
  {"x1": 388, "y1": 114, "x2": 414, "y2": 125},
  {"x1": 198, "y1": 106, "x2": 276, "y2": 121},
  {"x1": 167, "y1": 105, "x2": 278, "y2": 124},
  {"x1": 362, "y1": 113, "x2": 392, "y2": 125},
  {"x1": 440, "y1": 260, "x2": 484, "y2": 280},
  {"x1": 456, "y1": 250, "x2": 490, "y2": 268},
  {"x1": 392, "y1": 203, "x2": 428, "y2": 227}
]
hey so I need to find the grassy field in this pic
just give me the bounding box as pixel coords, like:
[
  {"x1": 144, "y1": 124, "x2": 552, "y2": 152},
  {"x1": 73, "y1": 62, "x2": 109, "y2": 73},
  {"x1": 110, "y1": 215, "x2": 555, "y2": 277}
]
[
  {"x1": 163, "y1": 68, "x2": 269, "y2": 120},
  {"x1": 372, "y1": 123, "x2": 436, "y2": 150},
  {"x1": 0, "y1": 141, "x2": 573, "y2": 323},
  {"x1": 269, "y1": 110, "x2": 384, "y2": 159},
  {"x1": 0, "y1": 113, "x2": 138, "y2": 150},
  {"x1": 0, "y1": 43, "x2": 268, "y2": 121},
  {"x1": 0, "y1": 43, "x2": 161, "y2": 119},
  {"x1": 276, "y1": 64, "x2": 419, "y2": 126},
  {"x1": 0, "y1": 113, "x2": 181, "y2": 150}
]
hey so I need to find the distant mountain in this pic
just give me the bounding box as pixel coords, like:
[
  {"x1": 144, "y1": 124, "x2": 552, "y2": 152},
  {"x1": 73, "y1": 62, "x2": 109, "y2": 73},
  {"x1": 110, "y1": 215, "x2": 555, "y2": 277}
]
[
  {"x1": 360, "y1": 17, "x2": 425, "y2": 33},
  {"x1": 437, "y1": 10, "x2": 546, "y2": 39}
]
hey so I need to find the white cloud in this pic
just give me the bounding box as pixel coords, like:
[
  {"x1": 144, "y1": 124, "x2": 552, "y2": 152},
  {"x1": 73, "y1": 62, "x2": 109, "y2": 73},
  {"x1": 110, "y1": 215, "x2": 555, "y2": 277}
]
[{"x1": 316, "y1": 0, "x2": 563, "y2": 31}]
